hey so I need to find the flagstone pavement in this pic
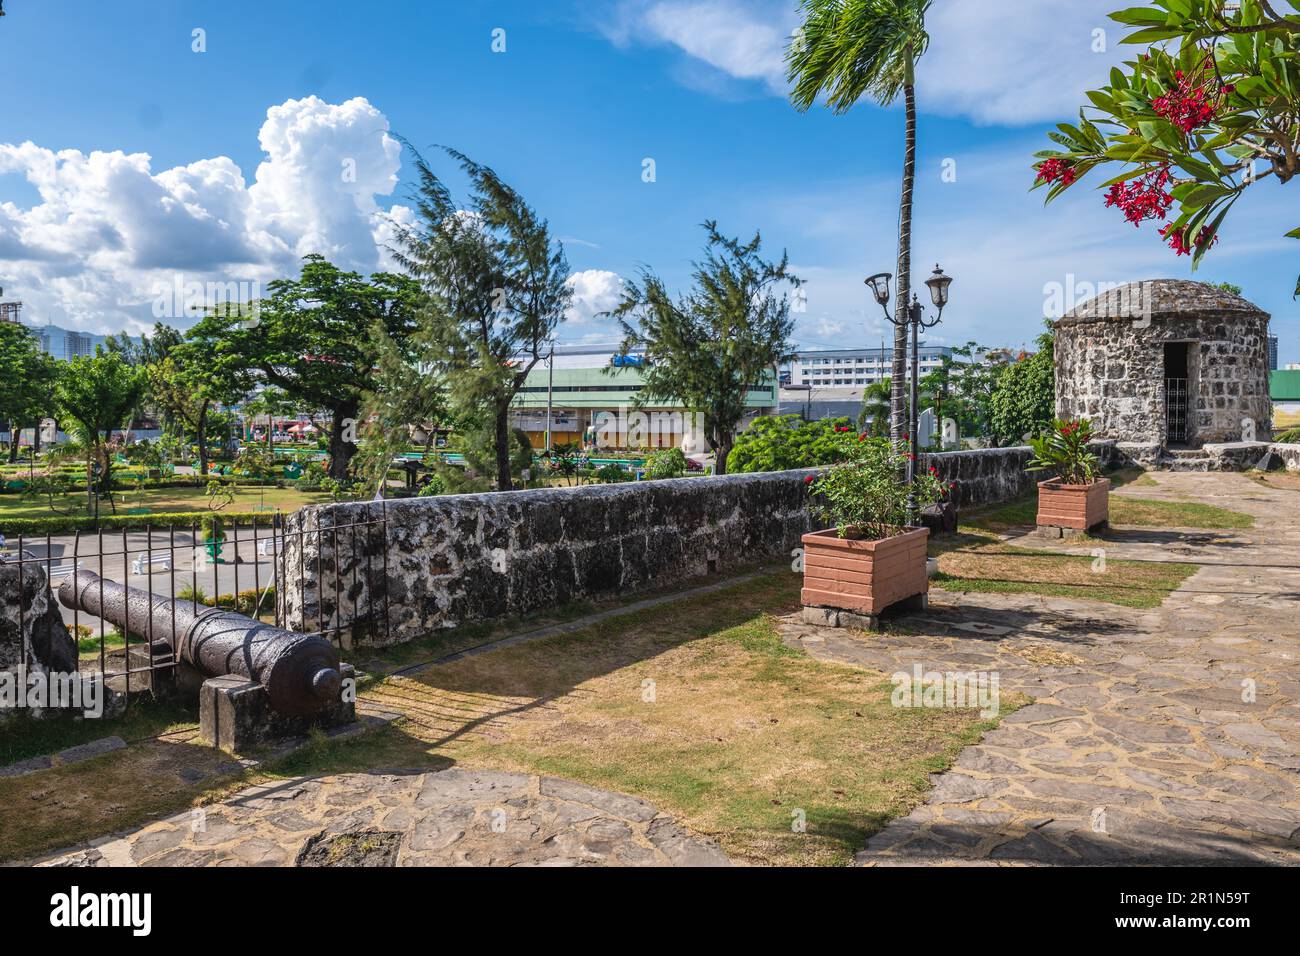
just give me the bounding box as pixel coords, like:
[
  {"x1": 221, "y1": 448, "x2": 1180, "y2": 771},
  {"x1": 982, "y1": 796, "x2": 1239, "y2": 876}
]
[{"x1": 778, "y1": 471, "x2": 1300, "y2": 865}]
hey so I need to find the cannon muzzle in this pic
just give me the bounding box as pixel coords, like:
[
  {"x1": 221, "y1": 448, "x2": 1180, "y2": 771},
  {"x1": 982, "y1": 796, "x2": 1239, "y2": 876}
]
[{"x1": 60, "y1": 570, "x2": 342, "y2": 716}]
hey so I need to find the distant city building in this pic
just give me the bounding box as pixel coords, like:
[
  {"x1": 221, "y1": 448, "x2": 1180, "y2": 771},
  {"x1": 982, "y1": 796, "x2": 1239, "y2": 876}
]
[
  {"x1": 788, "y1": 346, "x2": 952, "y2": 387},
  {"x1": 509, "y1": 344, "x2": 778, "y2": 453},
  {"x1": 24, "y1": 323, "x2": 105, "y2": 360},
  {"x1": 0, "y1": 299, "x2": 21, "y2": 325},
  {"x1": 1268, "y1": 334, "x2": 1279, "y2": 371}
]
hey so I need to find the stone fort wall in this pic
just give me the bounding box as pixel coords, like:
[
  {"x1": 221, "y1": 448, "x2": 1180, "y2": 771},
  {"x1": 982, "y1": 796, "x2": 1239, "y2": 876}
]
[{"x1": 280, "y1": 445, "x2": 1121, "y2": 646}]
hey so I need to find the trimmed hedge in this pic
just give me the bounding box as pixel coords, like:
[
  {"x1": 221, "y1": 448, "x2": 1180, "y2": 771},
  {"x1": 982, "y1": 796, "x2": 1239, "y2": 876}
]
[{"x1": 0, "y1": 510, "x2": 284, "y2": 536}]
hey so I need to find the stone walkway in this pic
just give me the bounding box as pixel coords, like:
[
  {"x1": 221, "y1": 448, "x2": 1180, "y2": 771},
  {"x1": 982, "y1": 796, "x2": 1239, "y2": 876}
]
[
  {"x1": 37, "y1": 768, "x2": 730, "y2": 867},
  {"x1": 779, "y1": 471, "x2": 1300, "y2": 865}
]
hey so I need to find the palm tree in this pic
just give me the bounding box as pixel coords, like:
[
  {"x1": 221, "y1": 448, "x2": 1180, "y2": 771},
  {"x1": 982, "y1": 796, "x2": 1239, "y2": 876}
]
[
  {"x1": 856, "y1": 377, "x2": 892, "y2": 437},
  {"x1": 787, "y1": 0, "x2": 933, "y2": 449}
]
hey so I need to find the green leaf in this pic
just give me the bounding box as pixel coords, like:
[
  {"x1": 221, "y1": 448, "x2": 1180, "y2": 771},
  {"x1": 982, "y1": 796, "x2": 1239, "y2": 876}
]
[
  {"x1": 1285, "y1": 227, "x2": 1300, "y2": 239},
  {"x1": 1110, "y1": 7, "x2": 1173, "y2": 26},
  {"x1": 1120, "y1": 26, "x2": 1184, "y2": 44}
]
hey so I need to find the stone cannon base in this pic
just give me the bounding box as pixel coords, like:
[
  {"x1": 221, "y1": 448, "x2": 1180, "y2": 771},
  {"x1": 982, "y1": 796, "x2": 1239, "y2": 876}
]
[{"x1": 199, "y1": 663, "x2": 357, "y2": 754}]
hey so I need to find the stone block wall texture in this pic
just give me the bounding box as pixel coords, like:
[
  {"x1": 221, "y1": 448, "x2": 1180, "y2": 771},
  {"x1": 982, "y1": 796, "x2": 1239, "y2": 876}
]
[
  {"x1": 1054, "y1": 279, "x2": 1272, "y2": 446},
  {"x1": 281, "y1": 446, "x2": 1119, "y2": 646}
]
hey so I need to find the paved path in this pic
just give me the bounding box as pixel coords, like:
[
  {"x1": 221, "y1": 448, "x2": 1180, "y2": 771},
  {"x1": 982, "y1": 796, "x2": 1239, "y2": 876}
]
[
  {"x1": 780, "y1": 471, "x2": 1300, "y2": 865},
  {"x1": 36, "y1": 768, "x2": 730, "y2": 867}
]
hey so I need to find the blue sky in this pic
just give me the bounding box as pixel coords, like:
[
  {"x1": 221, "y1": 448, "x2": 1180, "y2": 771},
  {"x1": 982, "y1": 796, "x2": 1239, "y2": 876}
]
[{"x1": 0, "y1": 0, "x2": 1295, "y2": 362}]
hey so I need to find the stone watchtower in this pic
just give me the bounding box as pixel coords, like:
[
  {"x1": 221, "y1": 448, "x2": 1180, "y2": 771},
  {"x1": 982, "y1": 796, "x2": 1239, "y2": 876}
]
[{"x1": 1053, "y1": 279, "x2": 1272, "y2": 450}]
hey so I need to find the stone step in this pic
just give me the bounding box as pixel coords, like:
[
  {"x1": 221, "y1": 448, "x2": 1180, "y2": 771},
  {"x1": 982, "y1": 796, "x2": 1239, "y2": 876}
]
[{"x1": 1157, "y1": 455, "x2": 1215, "y2": 472}]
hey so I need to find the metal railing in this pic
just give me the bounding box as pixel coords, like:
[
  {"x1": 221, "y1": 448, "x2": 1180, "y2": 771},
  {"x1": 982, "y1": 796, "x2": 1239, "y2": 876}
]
[{"x1": 0, "y1": 507, "x2": 390, "y2": 709}]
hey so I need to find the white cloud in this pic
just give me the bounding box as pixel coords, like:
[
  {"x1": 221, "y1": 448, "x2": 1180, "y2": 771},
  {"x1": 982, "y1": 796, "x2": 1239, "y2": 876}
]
[
  {"x1": 920, "y1": 1, "x2": 1128, "y2": 125},
  {"x1": 0, "y1": 96, "x2": 404, "y2": 334},
  {"x1": 563, "y1": 269, "x2": 626, "y2": 342},
  {"x1": 600, "y1": 0, "x2": 1127, "y2": 125}
]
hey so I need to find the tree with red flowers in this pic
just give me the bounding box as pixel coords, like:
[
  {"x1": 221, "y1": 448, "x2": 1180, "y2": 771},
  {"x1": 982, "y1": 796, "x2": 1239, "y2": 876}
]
[{"x1": 1032, "y1": 1, "x2": 1300, "y2": 290}]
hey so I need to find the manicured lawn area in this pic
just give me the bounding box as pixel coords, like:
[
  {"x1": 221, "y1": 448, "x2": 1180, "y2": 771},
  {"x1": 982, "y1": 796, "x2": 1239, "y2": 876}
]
[{"x1": 0, "y1": 484, "x2": 334, "y2": 521}]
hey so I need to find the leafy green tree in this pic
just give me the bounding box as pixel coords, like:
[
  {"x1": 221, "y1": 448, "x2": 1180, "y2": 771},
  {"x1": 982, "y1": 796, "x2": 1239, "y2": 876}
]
[
  {"x1": 145, "y1": 350, "x2": 246, "y2": 477},
  {"x1": 728, "y1": 415, "x2": 862, "y2": 473},
  {"x1": 242, "y1": 386, "x2": 296, "y2": 454},
  {"x1": 392, "y1": 147, "x2": 571, "y2": 492},
  {"x1": 185, "y1": 257, "x2": 421, "y2": 481},
  {"x1": 1032, "y1": 1, "x2": 1300, "y2": 289},
  {"x1": 643, "y1": 447, "x2": 688, "y2": 480},
  {"x1": 0, "y1": 321, "x2": 59, "y2": 461},
  {"x1": 607, "y1": 222, "x2": 797, "y2": 475},
  {"x1": 52, "y1": 350, "x2": 146, "y2": 509},
  {"x1": 856, "y1": 379, "x2": 892, "y2": 437},
  {"x1": 920, "y1": 343, "x2": 1006, "y2": 440},
  {"x1": 988, "y1": 333, "x2": 1056, "y2": 447},
  {"x1": 788, "y1": 0, "x2": 935, "y2": 444}
]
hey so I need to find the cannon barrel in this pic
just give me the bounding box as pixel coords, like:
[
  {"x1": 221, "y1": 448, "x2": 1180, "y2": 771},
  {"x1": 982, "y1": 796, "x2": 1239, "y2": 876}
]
[{"x1": 59, "y1": 570, "x2": 342, "y2": 717}]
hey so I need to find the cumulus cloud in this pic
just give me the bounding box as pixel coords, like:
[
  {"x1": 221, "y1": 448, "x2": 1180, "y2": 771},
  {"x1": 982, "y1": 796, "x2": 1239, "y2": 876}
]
[
  {"x1": 0, "y1": 96, "x2": 404, "y2": 334},
  {"x1": 563, "y1": 269, "x2": 626, "y2": 342},
  {"x1": 599, "y1": 0, "x2": 1126, "y2": 125}
]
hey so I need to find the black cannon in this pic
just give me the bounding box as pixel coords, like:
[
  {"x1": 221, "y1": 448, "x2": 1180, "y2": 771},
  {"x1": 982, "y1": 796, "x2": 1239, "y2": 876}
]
[{"x1": 59, "y1": 570, "x2": 342, "y2": 717}]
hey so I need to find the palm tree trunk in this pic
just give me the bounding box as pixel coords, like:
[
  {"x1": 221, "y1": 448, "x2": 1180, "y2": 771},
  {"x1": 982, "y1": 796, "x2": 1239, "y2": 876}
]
[{"x1": 891, "y1": 75, "x2": 917, "y2": 453}]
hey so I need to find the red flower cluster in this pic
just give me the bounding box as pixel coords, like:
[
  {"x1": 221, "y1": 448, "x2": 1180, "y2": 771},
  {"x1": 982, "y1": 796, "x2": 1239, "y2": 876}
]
[
  {"x1": 803, "y1": 474, "x2": 815, "y2": 485},
  {"x1": 1035, "y1": 158, "x2": 1076, "y2": 187},
  {"x1": 834, "y1": 425, "x2": 851, "y2": 433},
  {"x1": 1059, "y1": 420, "x2": 1082, "y2": 436},
  {"x1": 1159, "y1": 223, "x2": 1219, "y2": 257},
  {"x1": 1152, "y1": 68, "x2": 1220, "y2": 134},
  {"x1": 1104, "y1": 165, "x2": 1173, "y2": 226}
]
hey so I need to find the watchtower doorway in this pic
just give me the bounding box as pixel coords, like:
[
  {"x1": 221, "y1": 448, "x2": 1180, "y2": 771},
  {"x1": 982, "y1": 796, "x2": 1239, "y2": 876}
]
[{"x1": 1164, "y1": 342, "x2": 1192, "y2": 446}]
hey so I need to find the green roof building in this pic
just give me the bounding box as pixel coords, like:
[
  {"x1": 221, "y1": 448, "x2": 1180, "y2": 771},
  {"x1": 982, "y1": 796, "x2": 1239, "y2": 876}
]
[{"x1": 509, "y1": 345, "x2": 779, "y2": 453}]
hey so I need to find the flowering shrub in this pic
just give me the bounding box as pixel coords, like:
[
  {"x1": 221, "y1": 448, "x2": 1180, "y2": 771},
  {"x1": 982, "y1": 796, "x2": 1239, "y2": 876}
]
[
  {"x1": 1104, "y1": 165, "x2": 1173, "y2": 225},
  {"x1": 1152, "y1": 62, "x2": 1221, "y2": 134},
  {"x1": 1026, "y1": 419, "x2": 1101, "y2": 486},
  {"x1": 1029, "y1": 1, "x2": 1300, "y2": 288},
  {"x1": 809, "y1": 438, "x2": 945, "y2": 541}
]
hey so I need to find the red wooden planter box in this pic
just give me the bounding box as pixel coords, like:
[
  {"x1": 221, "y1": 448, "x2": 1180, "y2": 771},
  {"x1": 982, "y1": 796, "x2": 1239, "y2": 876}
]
[
  {"x1": 801, "y1": 526, "x2": 930, "y2": 617},
  {"x1": 1036, "y1": 477, "x2": 1110, "y2": 531}
]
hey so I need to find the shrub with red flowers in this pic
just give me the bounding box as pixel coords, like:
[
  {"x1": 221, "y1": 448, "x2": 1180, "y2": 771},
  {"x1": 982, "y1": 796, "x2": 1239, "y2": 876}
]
[
  {"x1": 1026, "y1": 418, "x2": 1101, "y2": 486},
  {"x1": 809, "y1": 438, "x2": 946, "y2": 541},
  {"x1": 1029, "y1": 1, "x2": 1300, "y2": 291}
]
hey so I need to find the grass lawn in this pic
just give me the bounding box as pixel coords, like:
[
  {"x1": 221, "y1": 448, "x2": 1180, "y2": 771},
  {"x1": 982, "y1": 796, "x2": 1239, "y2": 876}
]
[
  {"x1": 931, "y1": 531, "x2": 1198, "y2": 609},
  {"x1": 0, "y1": 484, "x2": 334, "y2": 521},
  {"x1": 359, "y1": 572, "x2": 1025, "y2": 866},
  {"x1": 0, "y1": 571, "x2": 1022, "y2": 867},
  {"x1": 967, "y1": 490, "x2": 1254, "y2": 533}
]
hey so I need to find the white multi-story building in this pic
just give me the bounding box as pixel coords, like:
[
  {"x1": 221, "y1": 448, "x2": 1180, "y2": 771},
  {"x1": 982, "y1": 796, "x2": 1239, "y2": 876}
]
[{"x1": 788, "y1": 346, "x2": 952, "y2": 387}]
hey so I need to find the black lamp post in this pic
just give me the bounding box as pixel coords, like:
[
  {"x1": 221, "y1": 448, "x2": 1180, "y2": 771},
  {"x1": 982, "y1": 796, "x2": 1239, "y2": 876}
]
[{"x1": 865, "y1": 264, "x2": 953, "y2": 518}]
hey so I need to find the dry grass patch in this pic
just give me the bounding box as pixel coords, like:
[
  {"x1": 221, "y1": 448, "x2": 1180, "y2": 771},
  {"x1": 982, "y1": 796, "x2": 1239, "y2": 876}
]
[
  {"x1": 377, "y1": 573, "x2": 1021, "y2": 866},
  {"x1": 1250, "y1": 471, "x2": 1300, "y2": 492},
  {"x1": 967, "y1": 492, "x2": 1253, "y2": 532},
  {"x1": 932, "y1": 532, "x2": 1197, "y2": 609}
]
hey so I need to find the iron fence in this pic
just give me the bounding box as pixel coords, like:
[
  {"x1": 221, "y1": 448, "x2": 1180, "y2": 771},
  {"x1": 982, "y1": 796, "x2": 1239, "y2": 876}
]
[{"x1": 0, "y1": 506, "x2": 390, "y2": 709}]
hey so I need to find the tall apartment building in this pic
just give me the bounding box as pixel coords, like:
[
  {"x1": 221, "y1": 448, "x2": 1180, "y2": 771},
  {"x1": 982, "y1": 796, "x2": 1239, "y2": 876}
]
[{"x1": 1268, "y1": 334, "x2": 1279, "y2": 371}]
